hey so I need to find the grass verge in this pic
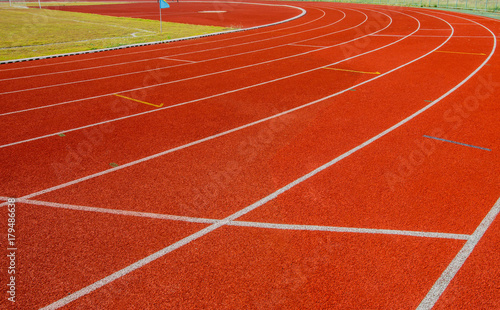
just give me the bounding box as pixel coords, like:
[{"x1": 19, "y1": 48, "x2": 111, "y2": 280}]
[
  {"x1": 0, "y1": 6, "x2": 231, "y2": 61},
  {"x1": 25, "y1": 2, "x2": 135, "y2": 7}
]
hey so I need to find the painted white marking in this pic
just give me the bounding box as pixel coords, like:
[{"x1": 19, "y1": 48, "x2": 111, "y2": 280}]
[
  {"x1": 288, "y1": 43, "x2": 328, "y2": 48},
  {"x1": 17, "y1": 198, "x2": 470, "y2": 240},
  {"x1": 159, "y1": 57, "x2": 197, "y2": 63},
  {"x1": 198, "y1": 10, "x2": 226, "y2": 13},
  {"x1": 18, "y1": 199, "x2": 217, "y2": 224},
  {"x1": 419, "y1": 28, "x2": 452, "y2": 31},
  {"x1": 229, "y1": 221, "x2": 470, "y2": 240}
]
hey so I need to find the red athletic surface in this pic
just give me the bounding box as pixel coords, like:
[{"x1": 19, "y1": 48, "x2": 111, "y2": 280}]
[
  {"x1": 46, "y1": 1, "x2": 301, "y2": 27},
  {"x1": 0, "y1": 1, "x2": 499, "y2": 309}
]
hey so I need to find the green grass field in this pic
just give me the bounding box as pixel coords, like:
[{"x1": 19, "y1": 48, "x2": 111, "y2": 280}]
[{"x1": 0, "y1": 5, "x2": 231, "y2": 61}]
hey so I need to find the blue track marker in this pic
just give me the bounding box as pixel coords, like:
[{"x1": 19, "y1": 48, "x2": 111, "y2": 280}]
[{"x1": 423, "y1": 135, "x2": 491, "y2": 151}]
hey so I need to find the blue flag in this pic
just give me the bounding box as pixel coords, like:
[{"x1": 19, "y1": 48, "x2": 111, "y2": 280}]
[{"x1": 160, "y1": 0, "x2": 169, "y2": 9}]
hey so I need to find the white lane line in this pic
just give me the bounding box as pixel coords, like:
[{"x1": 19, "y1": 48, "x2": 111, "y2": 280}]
[
  {"x1": 419, "y1": 28, "x2": 452, "y2": 30},
  {"x1": 0, "y1": 9, "x2": 341, "y2": 94},
  {"x1": 39, "y1": 11, "x2": 480, "y2": 309},
  {"x1": 229, "y1": 221, "x2": 470, "y2": 240},
  {"x1": 288, "y1": 43, "x2": 328, "y2": 48},
  {"x1": 0, "y1": 6, "x2": 326, "y2": 75},
  {"x1": 18, "y1": 199, "x2": 218, "y2": 224},
  {"x1": 0, "y1": 11, "x2": 395, "y2": 148},
  {"x1": 158, "y1": 57, "x2": 198, "y2": 63},
  {"x1": 19, "y1": 198, "x2": 470, "y2": 240},
  {"x1": 417, "y1": 196, "x2": 500, "y2": 309},
  {"x1": 414, "y1": 12, "x2": 498, "y2": 310}
]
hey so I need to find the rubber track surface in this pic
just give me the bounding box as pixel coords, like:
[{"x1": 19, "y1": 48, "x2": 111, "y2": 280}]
[{"x1": 0, "y1": 1, "x2": 498, "y2": 309}]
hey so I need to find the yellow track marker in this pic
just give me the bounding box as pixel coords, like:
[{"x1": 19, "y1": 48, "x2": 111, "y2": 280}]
[
  {"x1": 323, "y1": 67, "x2": 381, "y2": 75},
  {"x1": 436, "y1": 51, "x2": 486, "y2": 56},
  {"x1": 114, "y1": 94, "x2": 164, "y2": 108}
]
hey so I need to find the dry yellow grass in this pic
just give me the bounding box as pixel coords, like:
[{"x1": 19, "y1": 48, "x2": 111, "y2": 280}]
[{"x1": 0, "y1": 6, "x2": 231, "y2": 61}]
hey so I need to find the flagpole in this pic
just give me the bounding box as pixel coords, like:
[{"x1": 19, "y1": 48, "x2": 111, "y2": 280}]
[{"x1": 159, "y1": 0, "x2": 162, "y2": 33}]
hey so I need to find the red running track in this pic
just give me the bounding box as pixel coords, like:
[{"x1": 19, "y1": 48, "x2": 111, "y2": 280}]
[
  {"x1": 0, "y1": 1, "x2": 499, "y2": 309},
  {"x1": 46, "y1": 0, "x2": 303, "y2": 27}
]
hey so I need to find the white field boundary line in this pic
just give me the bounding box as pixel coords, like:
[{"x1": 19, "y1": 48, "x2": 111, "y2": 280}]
[
  {"x1": 0, "y1": 8, "x2": 332, "y2": 81},
  {"x1": 0, "y1": 10, "x2": 403, "y2": 150},
  {"x1": 12, "y1": 10, "x2": 424, "y2": 206},
  {"x1": 28, "y1": 11, "x2": 494, "y2": 309},
  {"x1": 0, "y1": 9, "x2": 367, "y2": 113},
  {"x1": 414, "y1": 11, "x2": 498, "y2": 310},
  {"x1": 18, "y1": 198, "x2": 471, "y2": 240},
  {"x1": 0, "y1": 1, "x2": 307, "y2": 65},
  {"x1": 0, "y1": 8, "x2": 342, "y2": 92},
  {"x1": 0, "y1": 6, "x2": 325, "y2": 74}
]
